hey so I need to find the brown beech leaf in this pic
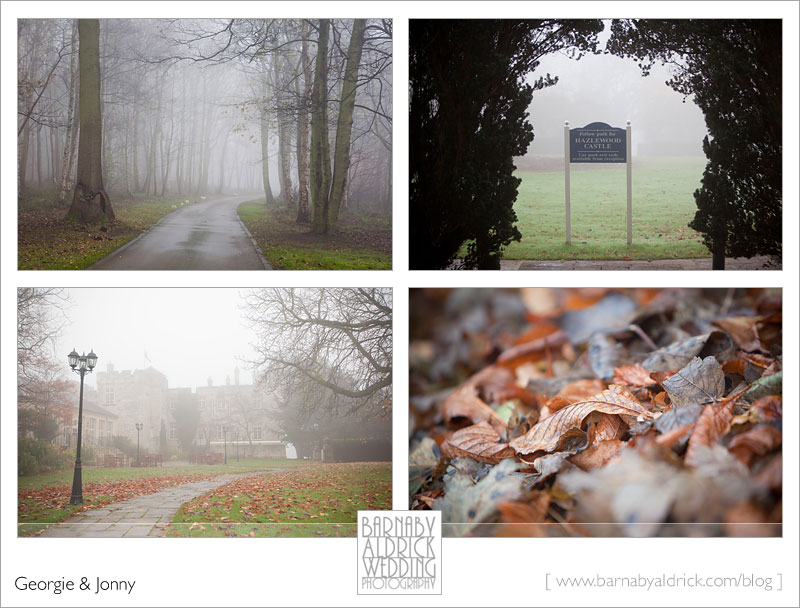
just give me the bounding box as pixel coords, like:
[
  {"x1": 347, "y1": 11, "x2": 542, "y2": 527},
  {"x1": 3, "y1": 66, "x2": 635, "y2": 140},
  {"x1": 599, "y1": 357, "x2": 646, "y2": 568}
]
[
  {"x1": 510, "y1": 385, "x2": 653, "y2": 455},
  {"x1": 655, "y1": 423, "x2": 695, "y2": 450},
  {"x1": 738, "y1": 351, "x2": 777, "y2": 370},
  {"x1": 662, "y1": 356, "x2": 725, "y2": 407},
  {"x1": 685, "y1": 402, "x2": 734, "y2": 466},
  {"x1": 497, "y1": 493, "x2": 550, "y2": 523},
  {"x1": 712, "y1": 316, "x2": 767, "y2": 353},
  {"x1": 545, "y1": 379, "x2": 606, "y2": 412},
  {"x1": 613, "y1": 364, "x2": 656, "y2": 387},
  {"x1": 497, "y1": 329, "x2": 568, "y2": 366},
  {"x1": 568, "y1": 439, "x2": 626, "y2": 470},
  {"x1": 728, "y1": 424, "x2": 782, "y2": 466},
  {"x1": 591, "y1": 414, "x2": 628, "y2": 442},
  {"x1": 442, "y1": 386, "x2": 506, "y2": 434},
  {"x1": 447, "y1": 422, "x2": 515, "y2": 464},
  {"x1": 750, "y1": 395, "x2": 782, "y2": 421}
]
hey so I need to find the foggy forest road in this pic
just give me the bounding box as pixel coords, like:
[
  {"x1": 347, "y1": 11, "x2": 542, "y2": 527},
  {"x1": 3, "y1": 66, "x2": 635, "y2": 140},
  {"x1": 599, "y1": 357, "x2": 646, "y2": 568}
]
[{"x1": 90, "y1": 194, "x2": 270, "y2": 270}]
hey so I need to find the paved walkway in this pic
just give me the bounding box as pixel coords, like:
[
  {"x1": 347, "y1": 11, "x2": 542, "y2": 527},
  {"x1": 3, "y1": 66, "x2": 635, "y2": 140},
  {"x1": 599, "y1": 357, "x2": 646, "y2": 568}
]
[
  {"x1": 89, "y1": 194, "x2": 270, "y2": 270},
  {"x1": 500, "y1": 256, "x2": 779, "y2": 270},
  {"x1": 37, "y1": 472, "x2": 273, "y2": 538}
]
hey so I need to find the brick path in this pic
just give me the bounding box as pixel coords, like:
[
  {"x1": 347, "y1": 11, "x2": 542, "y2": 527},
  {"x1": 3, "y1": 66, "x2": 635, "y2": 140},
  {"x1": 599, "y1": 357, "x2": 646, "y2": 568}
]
[
  {"x1": 500, "y1": 256, "x2": 779, "y2": 270},
  {"x1": 36, "y1": 472, "x2": 275, "y2": 538}
]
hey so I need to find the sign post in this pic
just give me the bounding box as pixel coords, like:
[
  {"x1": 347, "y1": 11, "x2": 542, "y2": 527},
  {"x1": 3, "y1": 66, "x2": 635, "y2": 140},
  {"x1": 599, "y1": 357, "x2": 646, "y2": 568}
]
[
  {"x1": 626, "y1": 120, "x2": 632, "y2": 245},
  {"x1": 564, "y1": 121, "x2": 571, "y2": 244},
  {"x1": 565, "y1": 121, "x2": 632, "y2": 244}
]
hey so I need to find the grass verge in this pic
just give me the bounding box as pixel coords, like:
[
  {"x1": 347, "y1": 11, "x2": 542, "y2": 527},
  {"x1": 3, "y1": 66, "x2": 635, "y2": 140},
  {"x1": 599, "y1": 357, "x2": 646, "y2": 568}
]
[
  {"x1": 166, "y1": 462, "x2": 392, "y2": 537},
  {"x1": 17, "y1": 459, "x2": 309, "y2": 535},
  {"x1": 503, "y1": 157, "x2": 711, "y2": 260},
  {"x1": 237, "y1": 201, "x2": 391, "y2": 269},
  {"x1": 18, "y1": 192, "x2": 187, "y2": 270}
]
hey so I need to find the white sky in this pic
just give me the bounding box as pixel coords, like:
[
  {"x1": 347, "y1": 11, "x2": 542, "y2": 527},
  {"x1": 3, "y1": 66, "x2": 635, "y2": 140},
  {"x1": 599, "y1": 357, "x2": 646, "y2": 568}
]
[
  {"x1": 55, "y1": 289, "x2": 258, "y2": 390},
  {"x1": 525, "y1": 21, "x2": 708, "y2": 154}
]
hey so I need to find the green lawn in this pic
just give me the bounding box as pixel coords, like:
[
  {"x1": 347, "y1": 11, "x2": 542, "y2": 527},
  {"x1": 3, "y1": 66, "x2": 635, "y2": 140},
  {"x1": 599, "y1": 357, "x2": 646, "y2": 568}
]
[
  {"x1": 237, "y1": 201, "x2": 392, "y2": 269},
  {"x1": 18, "y1": 192, "x2": 185, "y2": 269},
  {"x1": 504, "y1": 157, "x2": 711, "y2": 260},
  {"x1": 18, "y1": 459, "x2": 310, "y2": 535},
  {"x1": 166, "y1": 462, "x2": 392, "y2": 538}
]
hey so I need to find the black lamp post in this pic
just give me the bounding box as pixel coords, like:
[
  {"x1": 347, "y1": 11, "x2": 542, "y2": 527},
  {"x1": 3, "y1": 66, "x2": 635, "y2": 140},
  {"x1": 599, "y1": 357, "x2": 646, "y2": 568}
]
[
  {"x1": 68, "y1": 348, "x2": 98, "y2": 505},
  {"x1": 223, "y1": 426, "x2": 228, "y2": 465},
  {"x1": 135, "y1": 423, "x2": 143, "y2": 467},
  {"x1": 235, "y1": 432, "x2": 240, "y2": 462}
]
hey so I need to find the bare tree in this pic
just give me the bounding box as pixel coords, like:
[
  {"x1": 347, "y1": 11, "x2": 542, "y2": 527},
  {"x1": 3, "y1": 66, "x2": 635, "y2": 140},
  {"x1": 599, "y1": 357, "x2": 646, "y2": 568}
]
[
  {"x1": 241, "y1": 287, "x2": 392, "y2": 412},
  {"x1": 17, "y1": 288, "x2": 70, "y2": 395}
]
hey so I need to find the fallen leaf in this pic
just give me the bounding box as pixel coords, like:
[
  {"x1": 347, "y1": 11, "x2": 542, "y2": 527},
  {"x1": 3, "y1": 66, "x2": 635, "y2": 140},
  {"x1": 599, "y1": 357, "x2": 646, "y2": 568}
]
[
  {"x1": 447, "y1": 422, "x2": 515, "y2": 464},
  {"x1": 743, "y1": 371, "x2": 782, "y2": 403},
  {"x1": 642, "y1": 331, "x2": 730, "y2": 372},
  {"x1": 713, "y1": 316, "x2": 767, "y2": 353},
  {"x1": 409, "y1": 437, "x2": 441, "y2": 496},
  {"x1": 749, "y1": 395, "x2": 782, "y2": 421},
  {"x1": 728, "y1": 424, "x2": 782, "y2": 466},
  {"x1": 433, "y1": 459, "x2": 524, "y2": 536},
  {"x1": 613, "y1": 364, "x2": 656, "y2": 387},
  {"x1": 662, "y1": 356, "x2": 725, "y2": 406},
  {"x1": 568, "y1": 439, "x2": 626, "y2": 470},
  {"x1": 441, "y1": 386, "x2": 506, "y2": 434},
  {"x1": 558, "y1": 293, "x2": 637, "y2": 344},
  {"x1": 510, "y1": 385, "x2": 653, "y2": 455},
  {"x1": 588, "y1": 333, "x2": 625, "y2": 379},
  {"x1": 545, "y1": 379, "x2": 606, "y2": 412},
  {"x1": 591, "y1": 414, "x2": 628, "y2": 442},
  {"x1": 685, "y1": 401, "x2": 735, "y2": 466}
]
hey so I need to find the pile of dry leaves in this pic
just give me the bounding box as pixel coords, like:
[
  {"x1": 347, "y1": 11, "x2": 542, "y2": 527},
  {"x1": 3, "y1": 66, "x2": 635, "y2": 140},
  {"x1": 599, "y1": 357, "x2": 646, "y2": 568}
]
[{"x1": 409, "y1": 288, "x2": 782, "y2": 537}]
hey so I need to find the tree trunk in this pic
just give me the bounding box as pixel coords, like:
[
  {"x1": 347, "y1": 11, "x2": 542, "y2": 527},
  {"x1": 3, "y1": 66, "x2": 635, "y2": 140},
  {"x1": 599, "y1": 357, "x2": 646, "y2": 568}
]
[
  {"x1": 310, "y1": 19, "x2": 331, "y2": 233},
  {"x1": 57, "y1": 25, "x2": 76, "y2": 205},
  {"x1": 273, "y1": 58, "x2": 295, "y2": 209},
  {"x1": 132, "y1": 91, "x2": 140, "y2": 191},
  {"x1": 67, "y1": 19, "x2": 113, "y2": 222},
  {"x1": 712, "y1": 246, "x2": 726, "y2": 270},
  {"x1": 326, "y1": 19, "x2": 367, "y2": 230},
  {"x1": 259, "y1": 58, "x2": 276, "y2": 205},
  {"x1": 35, "y1": 125, "x2": 43, "y2": 187},
  {"x1": 123, "y1": 114, "x2": 132, "y2": 197},
  {"x1": 295, "y1": 19, "x2": 312, "y2": 224}
]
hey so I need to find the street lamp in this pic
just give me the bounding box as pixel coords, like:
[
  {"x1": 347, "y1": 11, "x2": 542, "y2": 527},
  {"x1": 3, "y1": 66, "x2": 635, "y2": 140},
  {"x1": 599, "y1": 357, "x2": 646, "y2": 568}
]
[
  {"x1": 223, "y1": 426, "x2": 228, "y2": 465},
  {"x1": 135, "y1": 423, "x2": 143, "y2": 467},
  {"x1": 235, "y1": 432, "x2": 240, "y2": 462},
  {"x1": 68, "y1": 348, "x2": 97, "y2": 505}
]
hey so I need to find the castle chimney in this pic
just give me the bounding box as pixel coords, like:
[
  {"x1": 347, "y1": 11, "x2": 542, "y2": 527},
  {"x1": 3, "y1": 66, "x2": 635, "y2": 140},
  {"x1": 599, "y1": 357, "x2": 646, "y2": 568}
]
[
  {"x1": 234, "y1": 367, "x2": 240, "y2": 386},
  {"x1": 207, "y1": 376, "x2": 213, "y2": 387}
]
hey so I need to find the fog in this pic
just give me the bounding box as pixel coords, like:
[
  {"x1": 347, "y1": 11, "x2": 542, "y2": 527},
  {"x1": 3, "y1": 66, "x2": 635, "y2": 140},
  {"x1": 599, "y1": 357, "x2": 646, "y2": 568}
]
[
  {"x1": 523, "y1": 22, "x2": 708, "y2": 159},
  {"x1": 18, "y1": 19, "x2": 392, "y2": 210},
  {"x1": 55, "y1": 289, "x2": 256, "y2": 390}
]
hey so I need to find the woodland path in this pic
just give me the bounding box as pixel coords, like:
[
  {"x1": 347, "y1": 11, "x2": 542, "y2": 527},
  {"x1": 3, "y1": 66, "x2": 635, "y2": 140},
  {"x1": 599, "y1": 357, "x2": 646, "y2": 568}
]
[
  {"x1": 90, "y1": 194, "x2": 270, "y2": 270},
  {"x1": 36, "y1": 471, "x2": 279, "y2": 538}
]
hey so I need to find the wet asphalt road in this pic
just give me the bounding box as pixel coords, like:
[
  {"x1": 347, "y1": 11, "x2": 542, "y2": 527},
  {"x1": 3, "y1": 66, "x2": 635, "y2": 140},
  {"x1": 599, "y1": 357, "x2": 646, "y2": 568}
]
[{"x1": 90, "y1": 194, "x2": 270, "y2": 270}]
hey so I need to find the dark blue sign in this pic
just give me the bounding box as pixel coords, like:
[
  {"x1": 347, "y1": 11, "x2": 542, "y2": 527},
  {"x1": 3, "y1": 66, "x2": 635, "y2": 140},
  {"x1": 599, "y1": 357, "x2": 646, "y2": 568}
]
[{"x1": 569, "y1": 122, "x2": 626, "y2": 163}]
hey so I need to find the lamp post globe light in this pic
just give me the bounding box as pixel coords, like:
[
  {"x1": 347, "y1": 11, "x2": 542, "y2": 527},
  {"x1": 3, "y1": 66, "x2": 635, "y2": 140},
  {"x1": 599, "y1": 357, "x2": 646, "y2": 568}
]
[
  {"x1": 135, "y1": 423, "x2": 143, "y2": 467},
  {"x1": 68, "y1": 349, "x2": 98, "y2": 505}
]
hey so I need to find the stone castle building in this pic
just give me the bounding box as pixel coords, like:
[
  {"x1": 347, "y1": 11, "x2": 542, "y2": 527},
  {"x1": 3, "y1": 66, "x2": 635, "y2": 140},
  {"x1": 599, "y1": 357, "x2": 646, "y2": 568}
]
[{"x1": 91, "y1": 363, "x2": 285, "y2": 458}]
